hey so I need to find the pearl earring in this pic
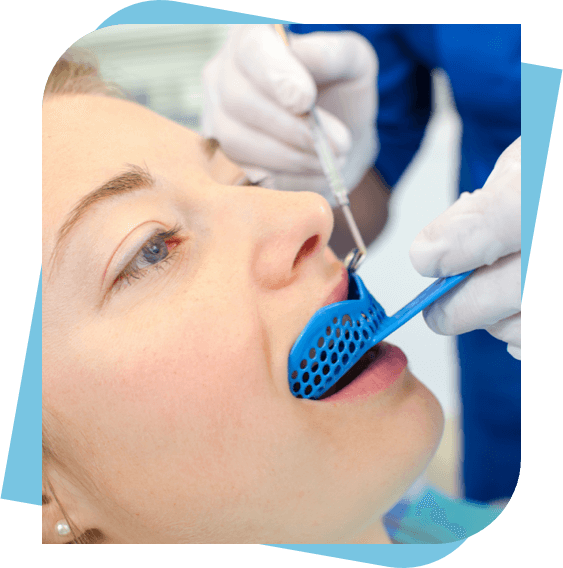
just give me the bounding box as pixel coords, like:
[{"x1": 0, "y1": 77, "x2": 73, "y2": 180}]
[{"x1": 55, "y1": 519, "x2": 71, "y2": 536}]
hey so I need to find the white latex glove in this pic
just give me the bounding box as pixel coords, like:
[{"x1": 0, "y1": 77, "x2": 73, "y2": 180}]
[
  {"x1": 409, "y1": 137, "x2": 521, "y2": 360},
  {"x1": 201, "y1": 25, "x2": 379, "y2": 205}
]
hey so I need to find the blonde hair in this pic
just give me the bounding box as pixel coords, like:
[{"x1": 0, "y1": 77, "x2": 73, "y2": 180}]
[
  {"x1": 43, "y1": 49, "x2": 123, "y2": 543},
  {"x1": 43, "y1": 48, "x2": 126, "y2": 101}
]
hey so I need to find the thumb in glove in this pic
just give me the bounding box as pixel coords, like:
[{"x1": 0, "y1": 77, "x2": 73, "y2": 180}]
[{"x1": 409, "y1": 137, "x2": 521, "y2": 359}]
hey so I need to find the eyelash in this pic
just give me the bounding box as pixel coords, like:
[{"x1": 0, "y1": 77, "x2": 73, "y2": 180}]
[
  {"x1": 113, "y1": 177, "x2": 270, "y2": 290},
  {"x1": 114, "y1": 225, "x2": 182, "y2": 289}
]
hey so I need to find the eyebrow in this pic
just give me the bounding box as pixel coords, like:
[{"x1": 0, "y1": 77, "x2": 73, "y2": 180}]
[
  {"x1": 48, "y1": 145, "x2": 243, "y2": 278},
  {"x1": 49, "y1": 164, "x2": 155, "y2": 272}
]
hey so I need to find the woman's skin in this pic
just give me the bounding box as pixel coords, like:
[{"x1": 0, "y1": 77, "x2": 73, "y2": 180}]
[{"x1": 42, "y1": 93, "x2": 444, "y2": 544}]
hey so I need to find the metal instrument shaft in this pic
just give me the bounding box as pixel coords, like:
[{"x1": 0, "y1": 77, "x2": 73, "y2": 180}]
[{"x1": 274, "y1": 24, "x2": 367, "y2": 271}]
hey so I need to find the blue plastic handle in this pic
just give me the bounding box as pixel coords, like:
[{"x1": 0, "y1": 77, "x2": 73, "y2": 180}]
[{"x1": 371, "y1": 270, "x2": 474, "y2": 345}]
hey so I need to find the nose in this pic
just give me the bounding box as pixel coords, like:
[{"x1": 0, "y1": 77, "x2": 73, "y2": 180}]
[{"x1": 246, "y1": 189, "x2": 334, "y2": 289}]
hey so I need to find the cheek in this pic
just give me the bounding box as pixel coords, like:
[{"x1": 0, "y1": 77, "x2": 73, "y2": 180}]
[
  {"x1": 129, "y1": 330, "x2": 271, "y2": 437},
  {"x1": 46, "y1": 303, "x2": 287, "y2": 528}
]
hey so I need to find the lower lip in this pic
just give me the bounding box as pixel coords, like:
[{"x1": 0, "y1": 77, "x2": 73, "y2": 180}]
[{"x1": 319, "y1": 342, "x2": 408, "y2": 403}]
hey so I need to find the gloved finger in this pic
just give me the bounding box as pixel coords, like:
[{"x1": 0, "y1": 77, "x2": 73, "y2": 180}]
[
  {"x1": 206, "y1": 76, "x2": 349, "y2": 175},
  {"x1": 291, "y1": 31, "x2": 378, "y2": 86},
  {"x1": 232, "y1": 25, "x2": 317, "y2": 114},
  {"x1": 209, "y1": 103, "x2": 330, "y2": 174},
  {"x1": 423, "y1": 252, "x2": 521, "y2": 336},
  {"x1": 215, "y1": 115, "x2": 322, "y2": 174},
  {"x1": 507, "y1": 344, "x2": 521, "y2": 360},
  {"x1": 410, "y1": 185, "x2": 521, "y2": 277},
  {"x1": 207, "y1": 44, "x2": 352, "y2": 163},
  {"x1": 488, "y1": 137, "x2": 521, "y2": 184},
  {"x1": 312, "y1": 107, "x2": 353, "y2": 156},
  {"x1": 203, "y1": 46, "x2": 313, "y2": 154},
  {"x1": 485, "y1": 312, "x2": 521, "y2": 348}
]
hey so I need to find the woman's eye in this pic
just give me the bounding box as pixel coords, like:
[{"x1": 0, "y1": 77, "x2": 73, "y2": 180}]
[
  {"x1": 113, "y1": 226, "x2": 182, "y2": 290},
  {"x1": 109, "y1": 174, "x2": 268, "y2": 294}
]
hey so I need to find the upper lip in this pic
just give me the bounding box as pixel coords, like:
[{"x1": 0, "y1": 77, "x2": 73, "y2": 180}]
[{"x1": 322, "y1": 265, "x2": 349, "y2": 308}]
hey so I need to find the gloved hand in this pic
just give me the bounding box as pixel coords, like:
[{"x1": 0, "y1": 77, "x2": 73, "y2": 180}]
[
  {"x1": 201, "y1": 25, "x2": 379, "y2": 205},
  {"x1": 409, "y1": 137, "x2": 521, "y2": 360}
]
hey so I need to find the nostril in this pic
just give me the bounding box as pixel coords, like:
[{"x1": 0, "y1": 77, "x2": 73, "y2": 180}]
[{"x1": 292, "y1": 234, "x2": 321, "y2": 270}]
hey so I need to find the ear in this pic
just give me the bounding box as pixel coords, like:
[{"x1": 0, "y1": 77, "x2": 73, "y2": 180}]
[
  {"x1": 42, "y1": 466, "x2": 106, "y2": 544},
  {"x1": 42, "y1": 491, "x2": 74, "y2": 544}
]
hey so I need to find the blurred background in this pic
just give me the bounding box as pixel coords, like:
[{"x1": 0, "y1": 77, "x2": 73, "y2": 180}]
[{"x1": 73, "y1": 24, "x2": 464, "y2": 497}]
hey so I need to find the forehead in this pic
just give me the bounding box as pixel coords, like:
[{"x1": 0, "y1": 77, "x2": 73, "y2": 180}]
[{"x1": 43, "y1": 94, "x2": 207, "y2": 194}]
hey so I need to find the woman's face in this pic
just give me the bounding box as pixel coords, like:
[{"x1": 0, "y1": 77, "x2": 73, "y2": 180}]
[{"x1": 43, "y1": 94, "x2": 443, "y2": 543}]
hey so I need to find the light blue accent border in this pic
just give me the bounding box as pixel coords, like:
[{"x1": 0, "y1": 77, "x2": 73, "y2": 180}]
[
  {"x1": 265, "y1": 543, "x2": 464, "y2": 566},
  {"x1": 2, "y1": 5, "x2": 558, "y2": 564},
  {"x1": 521, "y1": 63, "x2": 561, "y2": 294},
  {"x1": 97, "y1": 1, "x2": 290, "y2": 27}
]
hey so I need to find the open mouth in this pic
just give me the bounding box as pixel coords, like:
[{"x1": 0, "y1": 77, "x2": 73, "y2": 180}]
[{"x1": 318, "y1": 344, "x2": 383, "y2": 400}]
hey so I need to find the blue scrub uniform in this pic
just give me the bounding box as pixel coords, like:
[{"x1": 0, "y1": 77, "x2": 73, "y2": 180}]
[{"x1": 291, "y1": 24, "x2": 521, "y2": 503}]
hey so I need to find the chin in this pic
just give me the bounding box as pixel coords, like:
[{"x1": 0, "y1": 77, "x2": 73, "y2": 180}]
[{"x1": 399, "y1": 369, "x2": 445, "y2": 478}]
